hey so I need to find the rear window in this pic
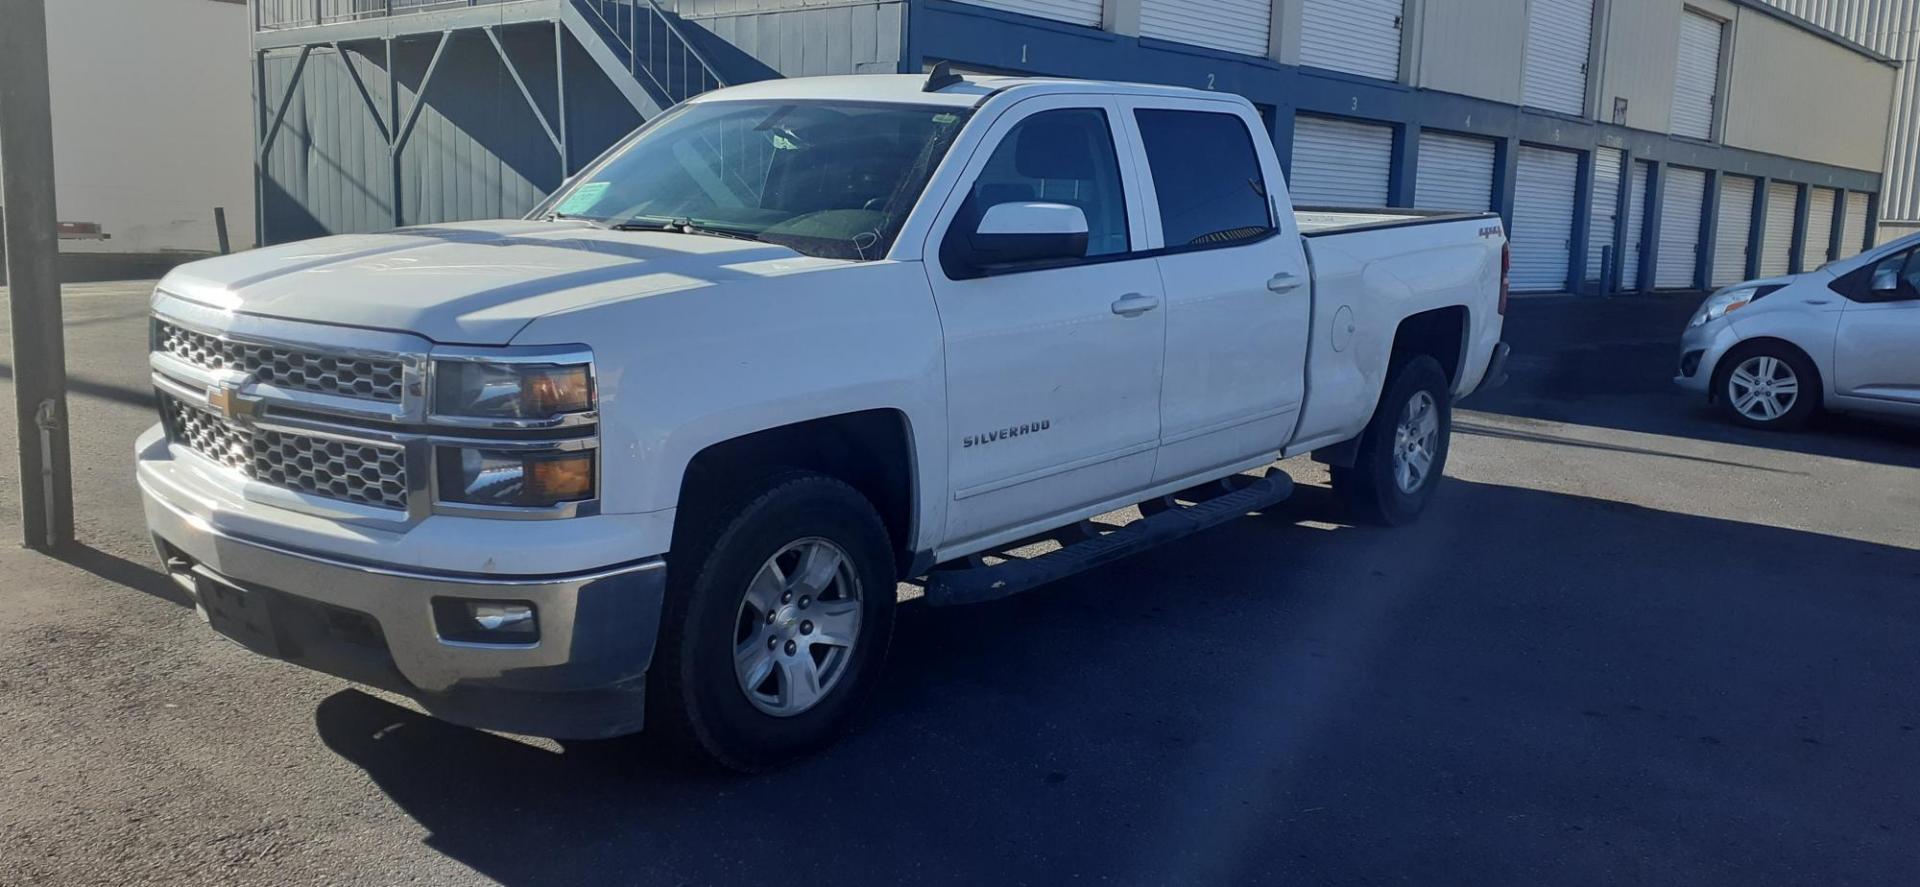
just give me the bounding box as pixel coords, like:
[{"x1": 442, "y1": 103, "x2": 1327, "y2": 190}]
[{"x1": 1133, "y1": 109, "x2": 1274, "y2": 249}]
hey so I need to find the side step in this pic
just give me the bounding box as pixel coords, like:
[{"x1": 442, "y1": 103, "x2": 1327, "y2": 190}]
[{"x1": 922, "y1": 470, "x2": 1295, "y2": 607}]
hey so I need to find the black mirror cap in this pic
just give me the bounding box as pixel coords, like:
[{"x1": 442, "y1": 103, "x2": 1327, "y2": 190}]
[{"x1": 967, "y1": 230, "x2": 1089, "y2": 269}]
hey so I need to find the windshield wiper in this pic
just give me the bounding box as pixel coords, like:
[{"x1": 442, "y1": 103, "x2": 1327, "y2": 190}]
[
  {"x1": 609, "y1": 216, "x2": 762, "y2": 243},
  {"x1": 545, "y1": 212, "x2": 607, "y2": 227}
]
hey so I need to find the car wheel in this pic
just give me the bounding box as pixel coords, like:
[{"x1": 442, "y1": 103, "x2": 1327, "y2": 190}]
[
  {"x1": 649, "y1": 471, "x2": 896, "y2": 772},
  {"x1": 1714, "y1": 342, "x2": 1819, "y2": 430},
  {"x1": 1332, "y1": 354, "x2": 1453, "y2": 526}
]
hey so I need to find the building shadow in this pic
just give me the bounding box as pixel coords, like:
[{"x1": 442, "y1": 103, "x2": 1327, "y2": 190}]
[
  {"x1": 1471, "y1": 294, "x2": 1920, "y2": 470},
  {"x1": 314, "y1": 478, "x2": 1920, "y2": 885}
]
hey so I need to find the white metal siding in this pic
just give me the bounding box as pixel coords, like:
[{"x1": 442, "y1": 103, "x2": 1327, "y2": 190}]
[
  {"x1": 954, "y1": 0, "x2": 1103, "y2": 27},
  {"x1": 1713, "y1": 175, "x2": 1757, "y2": 287},
  {"x1": 1511, "y1": 145, "x2": 1579, "y2": 292},
  {"x1": 1521, "y1": 0, "x2": 1594, "y2": 115},
  {"x1": 1415, "y1": 132, "x2": 1496, "y2": 212},
  {"x1": 1656, "y1": 167, "x2": 1707, "y2": 289},
  {"x1": 1841, "y1": 192, "x2": 1870, "y2": 258},
  {"x1": 1586, "y1": 147, "x2": 1623, "y2": 283},
  {"x1": 1760, "y1": 182, "x2": 1798, "y2": 277},
  {"x1": 1300, "y1": 0, "x2": 1403, "y2": 81},
  {"x1": 1625, "y1": 161, "x2": 1652, "y2": 289},
  {"x1": 1807, "y1": 186, "x2": 1839, "y2": 264},
  {"x1": 1672, "y1": 11, "x2": 1723, "y2": 140},
  {"x1": 1290, "y1": 115, "x2": 1394, "y2": 207},
  {"x1": 1141, "y1": 0, "x2": 1270, "y2": 56}
]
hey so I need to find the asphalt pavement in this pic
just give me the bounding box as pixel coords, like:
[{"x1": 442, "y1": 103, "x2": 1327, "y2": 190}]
[{"x1": 2, "y1": 283, "x2": 1917, "y2": 885}]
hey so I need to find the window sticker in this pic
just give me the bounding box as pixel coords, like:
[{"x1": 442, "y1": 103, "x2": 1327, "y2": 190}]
[{"x1": 555, "y1": 182, "x2": 611, "y2": 215}]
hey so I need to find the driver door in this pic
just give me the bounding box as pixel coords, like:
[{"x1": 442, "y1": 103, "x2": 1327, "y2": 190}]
[
  {"x1": 1835, "y1": 248, "x2": 1920, "y2": 404},
  {"x1": 923, "y1": 95, "x2": 1166, "y2": 552}
]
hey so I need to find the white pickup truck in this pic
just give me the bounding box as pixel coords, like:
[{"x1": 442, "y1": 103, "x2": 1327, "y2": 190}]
[{"x1": 138, "y1": 72, "x2": 1509, "y2": 770}]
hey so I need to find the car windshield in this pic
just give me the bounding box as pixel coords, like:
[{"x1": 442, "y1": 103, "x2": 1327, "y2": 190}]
[{"x1": 538, "y1": 99, "x2": 972, "y2": 261}]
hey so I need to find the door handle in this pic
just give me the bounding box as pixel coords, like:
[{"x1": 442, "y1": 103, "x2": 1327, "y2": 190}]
[
  {"x1": 1268, "y1": 272, "x2": 1305, "y2": 294},
  {"x1": 1111, "y1": 293, "x2": 1161, "y2": 317}
]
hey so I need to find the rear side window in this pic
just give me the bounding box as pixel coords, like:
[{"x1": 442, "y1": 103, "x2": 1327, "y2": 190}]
[{"x1": 1133, "y1": 109, "x2": 1274, "y2": 249}]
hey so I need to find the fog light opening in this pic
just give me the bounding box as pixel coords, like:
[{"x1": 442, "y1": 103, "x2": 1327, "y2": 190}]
[{"x1": 433, "y1": 597, "x2": 540, "y2": 645}]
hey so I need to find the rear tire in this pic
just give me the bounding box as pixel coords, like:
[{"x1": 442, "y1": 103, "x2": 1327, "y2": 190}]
[
  {"x1": 1713, "y1": 341, "x2": 1819, "y2": 430},
  {"x1": 648, "y1": 471, "x2": 897, "y2": 772},
  {"x1": 1331, "y1": 354, "x2": 1453, "y2": 527}
]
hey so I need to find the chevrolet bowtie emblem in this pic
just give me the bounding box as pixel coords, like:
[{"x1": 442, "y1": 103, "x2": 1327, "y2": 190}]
[{"x1": 206, "y1": 381, "x2": 261, "y2": 422}]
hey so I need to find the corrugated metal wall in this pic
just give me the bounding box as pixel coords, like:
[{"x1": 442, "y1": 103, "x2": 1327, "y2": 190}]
[
  {"x1": 678, "y1": 1, "x2": 905, "y2": 77},
  {"x1": 1762, "y1": 0, "x2": 1919, "y2": 222}
]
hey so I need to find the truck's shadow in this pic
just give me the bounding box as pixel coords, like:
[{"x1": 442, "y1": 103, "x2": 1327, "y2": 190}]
[{"x1": 315, "y1": 478, "x2": 1920, "y2": 885}]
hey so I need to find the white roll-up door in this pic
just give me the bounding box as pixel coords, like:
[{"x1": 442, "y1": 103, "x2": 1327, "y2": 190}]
[
  {"x1": 1290, "y1": 115, "x2": 1394, "y2": 207},
  {"x1": 1141, "y1": 0, "x2": 1271, "y2": 56},
  {"x1": 1672, "y1": 11, "x2": 1723, "y2": 139},
  {"x1": 1656, "y1": 167, "x2": 1707, "y2": 289},
  {"x1": 954, "y1": 0, "x2": 1103, "y2": 26},
  {"x1": 1841, "y1": 193, "x2": 1870, "y2": 259},
  {"x1": 1712, "y1": 175, "x2": 1756, "y2": 287},
  {"x1": 1300, "y1": 0, "x2": 1404, "y2": 81},
  {"x1": 1510, "y1": 145, "x2": 1579, "y2": 292},
  {"x1": 1807, "y1": 187, "x2": 1839, "y2": 264},
  {"x1": 1414, "y1": 132, "x2": 1496, "y2": 212},
  {"x1": 1586, "y1": 147, "x2": 1623, "y2": 283},
  {"x1": 1522, "y1": 0, "x2": 1594, "y2": 115},
  {"x1": 1625, "y1": 161, "x2": 1652, "y2": 290},
  {"x1": 1760, "y1": 182, "x2": 1798, "y2": 277}
]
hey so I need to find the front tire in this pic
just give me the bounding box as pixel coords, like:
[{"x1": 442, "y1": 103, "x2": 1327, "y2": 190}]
[
  {"x1": 649, "y1": 472, "x2": 897, "y2": 772},
  {"x1": 1713, "y1": 342, "x2": 1819, "y2": 430},
  {"x1": 1331, "y1": 354, "x2": 1453, "y2": 526}
]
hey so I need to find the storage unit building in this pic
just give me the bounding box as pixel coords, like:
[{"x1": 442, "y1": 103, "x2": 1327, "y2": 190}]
[
  {"x1": 1522, "y1": 0, "x2": 1595, "y2": 115},
  {"x1": 1586, "y1": 147, "x2": 1624, "y2": 284},
  {"x1": 956, "y1": 0, "x2": 1102, "y2": 27},
  {"x1": 1760, "y1": 182, "x2": 1799, "y2": 277},
  {"x1": 1141, "y1": 0, "x2": 1272, "y2": 56},
  {"x1": 1510, "y1": 145, "x2": 1581, "y2": 291},
  {"x1": 1415, "y1": 131, "x2": 1497, "y2": 212},
  {"x1": 1298, "y1": 0, "x2": 1403, "y2": 81},
  {"x1": 1713, "y1": 175, "x2": 1757, "y2": 287},
  {"x1": 1290, "y1": 115, "x2": 1394, "y2": 206},
  {"x1": 1807, "y1": 186, "x2": 1840, "y2": 265}
]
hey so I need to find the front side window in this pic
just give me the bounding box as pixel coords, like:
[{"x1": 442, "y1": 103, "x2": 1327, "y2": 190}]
[
  {"x1": 1133, "y1": 109, "x2": 1275, "y2": 249},
  {"x1": 540, "y1": 100, "x2": 970, "y2": 261},
  {"x1": 953, "y1": 108, "x2": 1132, "y2": 259},
  {"x1": 1857, "y1": 249, "x2": 1920, "y2": 301}
]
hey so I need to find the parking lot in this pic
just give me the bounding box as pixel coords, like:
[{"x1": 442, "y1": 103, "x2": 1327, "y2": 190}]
[{"x1": 3, "y1": 281, "x2": 1918, "y2": 885}]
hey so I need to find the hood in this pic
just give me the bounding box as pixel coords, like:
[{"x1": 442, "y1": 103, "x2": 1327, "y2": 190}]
[{"x1": 156, "y1": 219, "x2": 843, "y2": 344}]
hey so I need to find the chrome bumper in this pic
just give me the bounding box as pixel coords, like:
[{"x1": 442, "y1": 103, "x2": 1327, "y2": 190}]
[{"x1": 142, "y1": 479, "x2": 668, "y2": 739}]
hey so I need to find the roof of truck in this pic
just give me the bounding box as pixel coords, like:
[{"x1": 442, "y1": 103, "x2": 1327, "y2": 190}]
[{"x1": 688, "y1": 73, "x2": 1245, "y2": 109}]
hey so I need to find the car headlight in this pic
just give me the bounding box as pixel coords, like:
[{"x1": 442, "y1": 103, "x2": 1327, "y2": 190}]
[
  {"x1": 436, "y1": 446, "x2": 596, "y2": 508},
  {"x1": 432, "y1": 359, "x2": 594, "y2": 421},
  {"x1": 1688, "y1": 287, "x2": 1760, "y2": 329}
]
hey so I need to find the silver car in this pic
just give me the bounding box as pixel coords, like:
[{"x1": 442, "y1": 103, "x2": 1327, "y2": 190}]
[{"x1": 1677, "y1": 232, "x2": 1920, "y2": 430}]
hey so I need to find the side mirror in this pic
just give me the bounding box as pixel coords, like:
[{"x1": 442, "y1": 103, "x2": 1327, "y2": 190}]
[{"x1": 967, "y1": 202, "x2": 1089, "y2": 269}]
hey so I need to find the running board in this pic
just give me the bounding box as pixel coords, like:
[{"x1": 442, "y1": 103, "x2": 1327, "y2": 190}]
[{"x1": 922, "y1": 471, "x2": 1294, "y2": 607}]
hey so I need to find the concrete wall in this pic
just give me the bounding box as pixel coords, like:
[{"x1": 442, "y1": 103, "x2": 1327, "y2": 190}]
[
  {"x1": 1723, "y1": 6, "x2": 1894, "y2": 172},
  {"x1": 1414, "y1": 0, "x2": 1529, "y2": 106},
  {"x1": 41, "y1": 0, "x2": 254, "y2": 254}
]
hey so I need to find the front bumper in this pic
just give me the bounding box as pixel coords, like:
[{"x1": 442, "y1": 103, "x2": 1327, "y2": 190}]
[
  {"x1": 1674, "y1": 318, "x2": 1746, "y2": 396},
  {"x1": 141, "y1": 469, "x2": 669, "y2": 740}
]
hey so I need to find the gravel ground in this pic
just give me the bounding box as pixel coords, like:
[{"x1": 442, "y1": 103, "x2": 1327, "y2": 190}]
[{"x1": 2, "y1": 283, "x2": 1917, "y2": 885}]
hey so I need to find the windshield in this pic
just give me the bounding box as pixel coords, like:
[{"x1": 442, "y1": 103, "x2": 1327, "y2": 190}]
[{"x1": 539, "y1": 100, "x2": 971, "y2": 261}]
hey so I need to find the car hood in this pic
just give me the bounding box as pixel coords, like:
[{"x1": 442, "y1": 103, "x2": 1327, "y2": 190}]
[{"x1": 155, "y1": 219, "x2": 843, "y2": 344}]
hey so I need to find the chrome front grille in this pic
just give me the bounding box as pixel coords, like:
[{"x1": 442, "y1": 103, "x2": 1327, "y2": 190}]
[
  {"x1": 156, "y1": 320, "x2": 406, "y2": 403},
  {"x1": 161, "y1": 394, "x2": 410, "y2": 510}
]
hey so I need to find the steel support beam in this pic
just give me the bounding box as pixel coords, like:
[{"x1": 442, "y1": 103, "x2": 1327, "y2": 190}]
[
  {"x1": 0, "y1": 0, "x2": 75, "y2": 550},
  {"x1": 485, "y1": 27, "x2": 564, "y2": 162},
  {"x1": 334, "y1": 41, "x2": 393, "y2": 144}
]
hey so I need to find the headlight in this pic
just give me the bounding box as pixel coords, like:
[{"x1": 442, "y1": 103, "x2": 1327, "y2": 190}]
[
  {"x1": 432, "y1": 359, "x2": 593, "y2": 421},
  {"x1": 1688, "y1": 287, "x2": 1759, "y2": 329},
  {"x1": 436, "y1": 447, "x2": 595, "y2": 508}
]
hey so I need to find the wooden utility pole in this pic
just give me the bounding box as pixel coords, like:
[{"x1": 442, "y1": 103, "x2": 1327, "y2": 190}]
[{"x1": 0, "y1": 0, "x2": 76, "y2": 551}]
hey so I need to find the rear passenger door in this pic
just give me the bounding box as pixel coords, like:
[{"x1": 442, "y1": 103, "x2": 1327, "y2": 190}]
[{"x1": 1119, "y1": 99, "x2": 1312, "y2": 484}]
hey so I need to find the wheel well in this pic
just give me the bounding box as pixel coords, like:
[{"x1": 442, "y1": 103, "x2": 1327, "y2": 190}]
[
  {"x1": 675, "y1": 410, "x2": 917, "y2": 578},
  {"x1": 1390, "y1": 305, "x2": 1469, "y2": 385},
  {"x1": 1708, "y1": 337, "x2": 1825, "y2": 406}
]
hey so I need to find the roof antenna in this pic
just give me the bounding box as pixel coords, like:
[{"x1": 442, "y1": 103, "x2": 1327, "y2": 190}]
[{"x1": 924, "y1": 60, "x2": 964, "y2": 93}]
